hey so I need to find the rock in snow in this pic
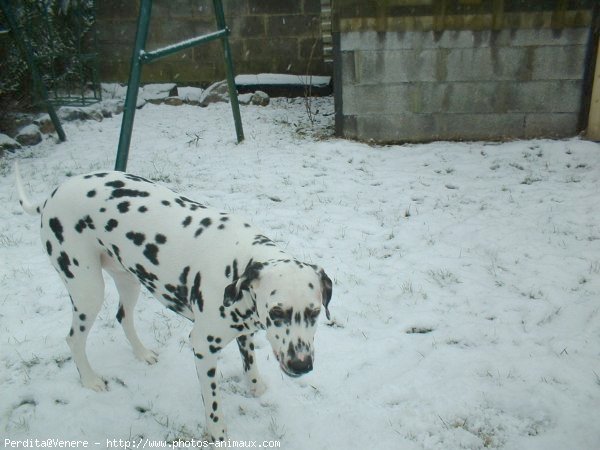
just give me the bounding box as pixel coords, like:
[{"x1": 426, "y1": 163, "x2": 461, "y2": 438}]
[{"x1": 15, "y1": 124, "x2": 42, "y2": 146}]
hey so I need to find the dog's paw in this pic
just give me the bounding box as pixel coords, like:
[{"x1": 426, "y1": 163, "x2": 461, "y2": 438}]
[
  {"x1": 82, "y1": 376, "x2": 108, "y2": 392},
  {"x1": 136, "y1": 349, "x2": 158, "y2": 364},
  {"x1": 249, "y1": 378, "x2": 267, "y2": 397},
  {"x1": 202, "y1": 427, "x2": 227, "y2": 443}
]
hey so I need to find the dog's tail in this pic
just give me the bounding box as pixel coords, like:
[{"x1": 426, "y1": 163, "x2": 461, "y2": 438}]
[{"x1": 15, "y1": 162, "x2": 43, "y2": 215}]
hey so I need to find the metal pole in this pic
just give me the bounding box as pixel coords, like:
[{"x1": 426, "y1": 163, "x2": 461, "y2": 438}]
[
  {"x1": 213, "y1": 0, "x2": 244, "y2": 143},
  {"x1": 114, "y1": 0, "x2": 153, "y2": 171}
]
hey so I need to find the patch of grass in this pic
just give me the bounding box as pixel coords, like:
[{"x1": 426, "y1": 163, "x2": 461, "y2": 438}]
[
  {"x1": 0, "y1": 233, "x2": 23, "y2": 247},
  {"x1": 427, "y1": 269, "x2": 461, "y2": 287}
]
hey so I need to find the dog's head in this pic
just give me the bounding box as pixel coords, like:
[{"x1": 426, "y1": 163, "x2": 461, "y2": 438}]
[{"x1": 224, "y1": 260, "x2": 332, "y2": 377}]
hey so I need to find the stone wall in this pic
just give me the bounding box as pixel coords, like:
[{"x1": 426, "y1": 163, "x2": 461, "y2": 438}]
[
  {"x1": 333, "y1": 0, "x2": 596, "y2": 142},
  {"x1": 97, "y1": 0, "x2": 329, "y2": 85}
]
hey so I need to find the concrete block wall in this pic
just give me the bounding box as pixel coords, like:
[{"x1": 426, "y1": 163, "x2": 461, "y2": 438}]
[
  {"x1": 96, "y1": 0, "x2": 329, "y2": 84},
  {"x1": 333, "y1": 1, "x2": 596, "y2": 142}
]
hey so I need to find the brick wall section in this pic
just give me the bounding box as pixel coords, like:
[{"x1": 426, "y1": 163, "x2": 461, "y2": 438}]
[
  {"x1": 97, "y1": 0, "x2": 328, "y2": 84},
  {"x1": 333, "y1": 0, "x2": 595, "y2": 142}
]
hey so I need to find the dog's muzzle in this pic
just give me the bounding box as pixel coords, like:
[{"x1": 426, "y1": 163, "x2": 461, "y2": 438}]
[{"x1": 281, "y1": 355, "x2": 313, "y2": 377}]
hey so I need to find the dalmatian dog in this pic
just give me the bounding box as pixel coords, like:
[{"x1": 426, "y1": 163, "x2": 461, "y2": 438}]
[{"x1": 15, "y1": 164, "x2": 333, "y2": 442}]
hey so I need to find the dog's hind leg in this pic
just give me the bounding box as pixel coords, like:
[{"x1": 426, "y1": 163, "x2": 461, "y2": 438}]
[
  {"x1": 63, "y1": 260, "x2": 107, "y2": 391},
  {"x1": 106, "y1": 265, "x2": 158, "y2": 364}
]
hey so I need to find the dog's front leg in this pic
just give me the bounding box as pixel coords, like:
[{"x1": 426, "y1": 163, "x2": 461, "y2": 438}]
[
  {"x1": 236, "y1": 333, "x2": 267, "y2": 397},
  {"x1": 190, "y1": 323, "x2": 227, "y2": 442}
]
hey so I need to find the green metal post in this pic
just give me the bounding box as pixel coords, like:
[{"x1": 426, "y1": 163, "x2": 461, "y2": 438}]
[
  {"x1": 0, "y1": 0, "x2": 66, "y2": 142},
  {"x1": 213, "y1": 0, "x2": 244, "y2": 143},
  {"x1": 114, "y1": 0, "x2": 153, "y2": 171}
]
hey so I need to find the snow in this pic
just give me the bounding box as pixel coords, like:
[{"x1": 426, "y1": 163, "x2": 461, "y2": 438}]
[
  {"x1": 1, "y1": 96, "x2": 599, "y2": 450},
  {"x1": 236, "y1": 73, "x2": 331, "y2": 87},
  {"x1": 177, "y1": 87, "x2": 204, "y2": 103}
]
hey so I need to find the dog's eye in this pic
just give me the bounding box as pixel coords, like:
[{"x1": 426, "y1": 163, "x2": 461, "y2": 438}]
[
  {"x1": 307, "y1": 308, "x2": 320, "y2": 319},
  {"x1": 269, "y1": 307, "x2": 286, "y2": 320}
]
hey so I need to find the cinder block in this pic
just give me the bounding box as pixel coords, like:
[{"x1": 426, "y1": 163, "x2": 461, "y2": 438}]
[
  {"x1": 524, "y1": 113, "x2": 579, "y2": 137},
  {"x1": 354, "y1": 49, "x2": 442, "y2": 83},
  {"x1": 531, "y1": 45, "x2": 587, "y2": 80},
  {"x1": 445, "y1": 46, "x2": 534, "y2": 81}
]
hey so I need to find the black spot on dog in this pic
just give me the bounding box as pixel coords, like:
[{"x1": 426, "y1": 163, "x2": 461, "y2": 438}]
[
  {"x1": 87, "y1": 190, "x2": 96, "y2": 198},
  {"x1": 218, "y1": 224, "x2": 225, "y2": 230},
  {"x1": 105, "y1": 180, "x2": 125, "y2": 188},
  {"x1": 155, "y1": 234, "x2": 167, "y2": 244},
  {"x1": 126, "y1": 231, "x2": 146, "y2": 246},
  {"x1": 117, "y1": 201, "x2": 130, "y2": 213},
  {"x1": 207, "y1": 335, "x2": 214, "y2": 342},
  {"x1": 232, "y1": 259, "x2": 239, "y2": 280},
  {"x1": 182, "y1": 216, "x2": 192, "y2": 227},
  {"x1": 201, "y1": 218, "x2": 212, "y2": 228},
  {"x1": 57, "y1": 252, "x2": 74, "y2": 278},
  {"x1": 252, "y1": 234, "x2": 275, "y2": 246},
  {"x1": 225, "y1": 265, "x2": 231, "y2": 278},
  {"x1": 75, "y1": 215, "x2": 95, "y2": 233},
  {"x1": 244, "y1": 223, "x2": 251, "y2": 228},
  {"x1": 163, "y1": 266, "x2": 191, "y2": 312},
  {"x1": 80, "y1": 325, "x2": 85, "y2": 332},
  {"x1": 99, "y1": 207, "x2": 106, "y2": 213},
  {"x1": 212, "y1": 401, "x2": 218, "y2": 411},
  {"x1": 304, "y1": 307, "x2": 320, "y2": 327},
  {"x1": 73, "y1": 258, "x2": 79, "y2": 266},
  {"x1": 116, "y1": 305, "x2": 125, "y2": 323},
  {"x1": 194, "y1": 228, "x2": 204, "y2": 238},
  {"x1": 105, "y1": 219, "x2": 118, "y2": 231},
  {"x1": 144, "y1": 243, "x2": 160, "y2": 265},
  {"x1": 207, "y1": 368, "x2": 216, "y2": 377},
  {"x1": 79, "y1": 313, "x2": 86, "y2": 321},
  {"x1": 49, "y1": 218, "x2": 64, "y2": 243},
  {"x1": 124, "y1": 174, "x2": 152, "y2": 183},
  {"x1": 112, "y1": 245, "x2": 123, "y2": 265},
  {"x1": 177, "y1": 196, "x2": 207, "y2": 210},
  {"x1": 220, "y1": 217, "x2": 229, "y2": 222},
  {"x1": 190, "y1": 272, "x2": 203, "y2": 311},
  {"x1": 270, "y1": 290, "x2": 277, "y2": 296},
  {"x1": 209, "y1": 345, "x2": 222, "y2": 353},
  {"x1": 69, "y1": 328, "x2": 74, "y2": 336},
  {"x1": 195, "y1": 353, "x2": 204, "y2": 359},
  {"x1": 46, "y1": 241, "x2": 53, "y2": 256},
  {"x1": 138, "y1": 206, "x2": 148, "y2": 213},
  {"x1": 84, "y1": 172, "x2": 108, "y2": 179},
  {"x1": 130, "y1": 263, "x2": 158, "y2": 292},
  {"x1": 161, "y1": 200, "x2": 171, "y2": 206},
  {"x1": 110, "y1": 188, "x2": 150, "y2": 200}
]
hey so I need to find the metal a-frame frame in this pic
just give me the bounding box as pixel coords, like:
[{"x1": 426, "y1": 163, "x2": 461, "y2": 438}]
[{"x1": 114, "y1": 0, "x2": 244, "y2": 171}]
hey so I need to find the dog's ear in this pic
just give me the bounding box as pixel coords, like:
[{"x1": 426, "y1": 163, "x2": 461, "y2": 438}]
[
  {"x1": 223, "y1": 261, "x2": 264, "y2": 306},
  {"x1": 318, "y1": 268, "x2": 333, "y2": 320}
]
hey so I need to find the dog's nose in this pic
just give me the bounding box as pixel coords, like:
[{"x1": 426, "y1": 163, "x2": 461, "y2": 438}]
[{"x1": 287, "y1": 356, "x2": 313, "y2": 375}]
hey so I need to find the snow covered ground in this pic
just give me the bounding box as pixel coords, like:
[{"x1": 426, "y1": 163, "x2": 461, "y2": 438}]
[{"x1": 1, "y1": 96, "x2": 599, "y2": 450}]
